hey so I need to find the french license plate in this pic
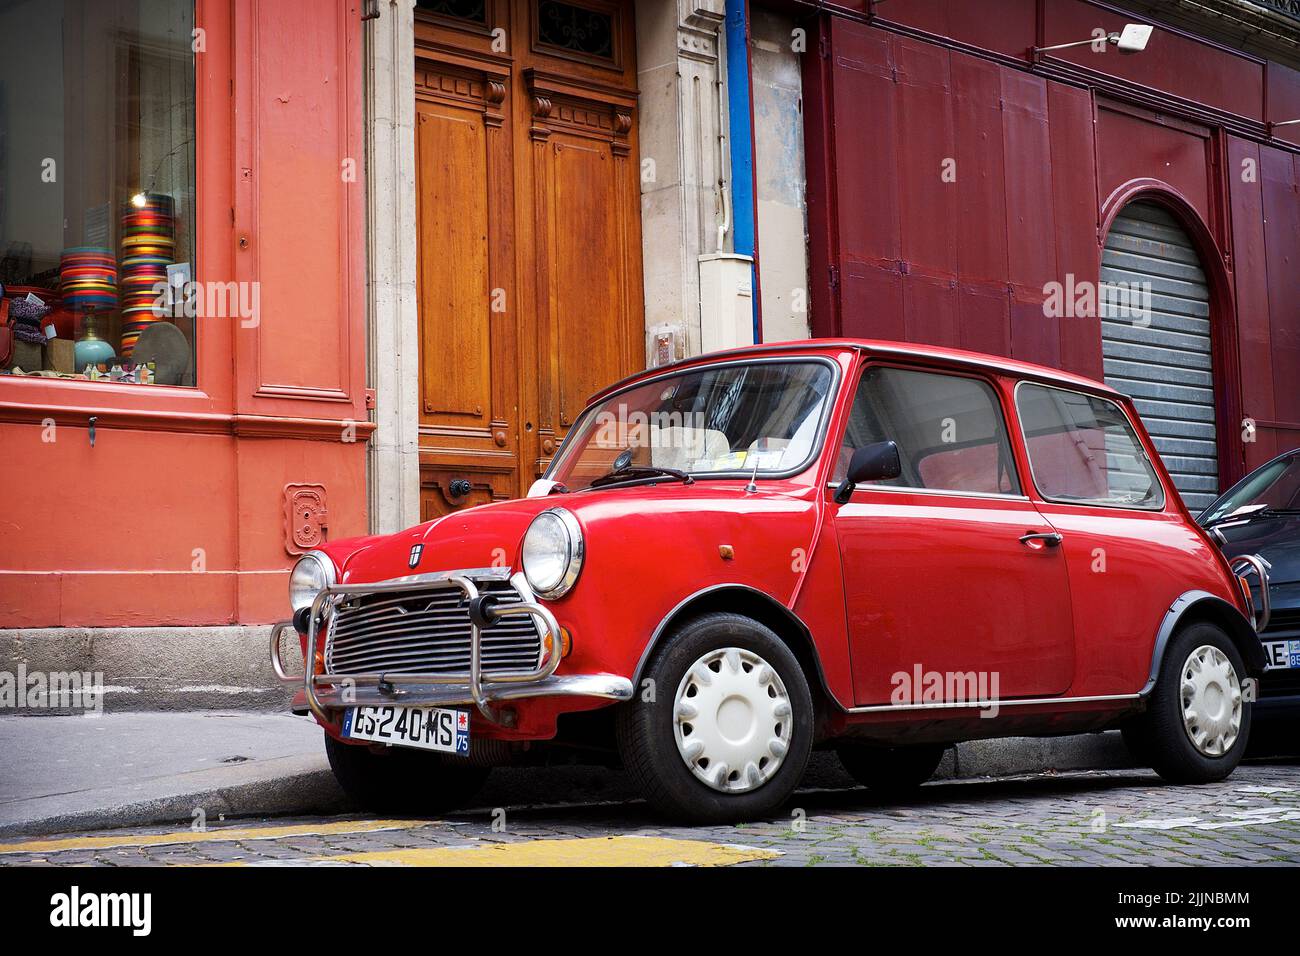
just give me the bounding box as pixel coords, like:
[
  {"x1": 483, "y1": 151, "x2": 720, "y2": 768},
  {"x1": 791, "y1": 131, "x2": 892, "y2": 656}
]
[
  {"x1": 342, "y1": 705, "x2": 470, "y2": 755},
  {"x1": 1262, "y1": 639, "x2": 1300, "y2": 671}
]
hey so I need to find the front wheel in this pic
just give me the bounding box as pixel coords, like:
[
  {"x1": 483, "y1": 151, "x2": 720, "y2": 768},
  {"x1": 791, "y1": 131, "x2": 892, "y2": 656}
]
[
  {"x1": 616, "y1": 612, "x2": 814, "y2": 824},
  {"x1": 324, "y1": 731, "x2": 490, "y2": 814},
  {"x1": 1132, "y1": 622, "x2": 1251, "y2": 784}
]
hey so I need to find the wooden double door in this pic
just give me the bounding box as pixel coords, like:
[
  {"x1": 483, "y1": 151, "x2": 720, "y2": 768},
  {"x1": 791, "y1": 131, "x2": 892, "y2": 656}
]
[{"x1": 413, "y1": 0, "x2": 644, "y2": 518}]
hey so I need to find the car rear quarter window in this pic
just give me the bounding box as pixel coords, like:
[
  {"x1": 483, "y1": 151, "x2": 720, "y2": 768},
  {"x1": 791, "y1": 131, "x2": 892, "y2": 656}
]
[
  {"x1": 835, "y1": 365, "x2": 1021, "y2": 496},
  {"x1": 1015, "y1": 382, "x2": 1165, "y2": 510}
]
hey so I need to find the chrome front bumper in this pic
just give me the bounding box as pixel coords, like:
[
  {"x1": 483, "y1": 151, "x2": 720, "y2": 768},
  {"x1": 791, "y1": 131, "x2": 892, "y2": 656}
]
[{"x1": 269, "y1": 568, "x2": 632, "y2": 726}]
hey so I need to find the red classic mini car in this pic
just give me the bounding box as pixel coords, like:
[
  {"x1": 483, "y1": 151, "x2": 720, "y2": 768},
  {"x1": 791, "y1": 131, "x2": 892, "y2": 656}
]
[{"x1": 271, "y1": 340, "x2": 1272, "y2": 823}]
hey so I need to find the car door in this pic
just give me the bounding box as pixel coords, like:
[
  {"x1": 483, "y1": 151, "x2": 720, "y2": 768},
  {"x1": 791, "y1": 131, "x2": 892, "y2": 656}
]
[
  {"x1": 1012, "y1": 381, "x2": 1209, "y2": 697},
  {"x1": 832, "y1": 363, "x2": 1075, "y2": 707}
]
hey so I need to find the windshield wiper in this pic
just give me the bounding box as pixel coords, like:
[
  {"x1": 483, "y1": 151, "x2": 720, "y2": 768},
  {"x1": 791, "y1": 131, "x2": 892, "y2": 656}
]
[
  {"x1": 587, "y1": 465, "x2": 695, "y2": 490},
  {"x1": 1204, "y1": 505, "x2": 1300, "y2": 528}
]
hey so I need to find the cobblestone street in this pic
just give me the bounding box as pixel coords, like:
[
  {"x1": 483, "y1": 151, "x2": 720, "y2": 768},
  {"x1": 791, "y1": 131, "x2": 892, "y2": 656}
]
[{"x1": 4, "y1": 761, "x2": 1298, "y2": 867}]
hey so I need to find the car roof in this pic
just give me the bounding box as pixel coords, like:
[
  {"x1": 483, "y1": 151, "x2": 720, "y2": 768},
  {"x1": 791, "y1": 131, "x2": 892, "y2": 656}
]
[{"x1": 587, "y1": 338, "x2": 1125, "y2": 405}]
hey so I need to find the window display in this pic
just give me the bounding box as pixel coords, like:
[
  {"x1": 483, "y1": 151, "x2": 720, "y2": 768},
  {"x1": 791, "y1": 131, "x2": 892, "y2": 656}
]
[{"x1": 0, "y1": 0, "x2": 196, "y2": 386}]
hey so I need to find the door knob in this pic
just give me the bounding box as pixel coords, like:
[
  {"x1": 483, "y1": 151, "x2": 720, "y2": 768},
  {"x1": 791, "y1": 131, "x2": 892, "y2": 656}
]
[{"x1": 449, "y1": 479, "x2": 472, "y2": 498}]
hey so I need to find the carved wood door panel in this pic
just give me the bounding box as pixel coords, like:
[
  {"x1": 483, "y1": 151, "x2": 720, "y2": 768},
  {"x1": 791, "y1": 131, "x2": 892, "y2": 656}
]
[
  {"x1": 414, "y1": 53, "x2": 519, "y2": 518},
  {"x1": 415, "y1": 0, "x2": 643, "y2": 519}
]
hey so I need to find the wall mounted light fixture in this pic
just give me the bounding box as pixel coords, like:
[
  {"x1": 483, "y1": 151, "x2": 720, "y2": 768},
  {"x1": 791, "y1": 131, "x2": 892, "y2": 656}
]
[{"x1": 1032, "y1": 23, "x2": 1153, "y2": 61}]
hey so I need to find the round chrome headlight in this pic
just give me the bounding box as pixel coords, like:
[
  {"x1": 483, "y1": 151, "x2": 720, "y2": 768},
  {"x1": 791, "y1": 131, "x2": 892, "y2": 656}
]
[
  {"x1": 521, "y1": 508, "x2": 583, "y2": 599},
  {"x1": 289, "y1": 551, "x2": 335, "y2": 613}
]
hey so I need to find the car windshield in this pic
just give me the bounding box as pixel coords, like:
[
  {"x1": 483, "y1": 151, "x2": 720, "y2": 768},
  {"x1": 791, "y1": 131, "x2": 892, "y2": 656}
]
[
  {"x1": 1200, "y1": 452, "x2": 1300, "y2": 524},
  {"x1": 547, "y1": 360, "x2": 836, "y2": 491}
]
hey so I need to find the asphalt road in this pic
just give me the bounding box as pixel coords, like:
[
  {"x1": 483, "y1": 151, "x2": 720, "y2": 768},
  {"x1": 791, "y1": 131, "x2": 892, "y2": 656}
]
[{"x1": 3, "y1": 760, "x2": 1298, "y2": 867}]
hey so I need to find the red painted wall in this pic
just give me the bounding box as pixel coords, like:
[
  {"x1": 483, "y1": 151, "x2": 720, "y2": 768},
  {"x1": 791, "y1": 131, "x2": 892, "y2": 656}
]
[
  {"x1": 0, "y1": 0, "x2": 372, "y2": 628},
  {"x1": 1244, "y1": 145, "x2": 1300, "y2": 459},
  {"x1": 802, "y1": 1, "x2": 1300, "y2": 487}
]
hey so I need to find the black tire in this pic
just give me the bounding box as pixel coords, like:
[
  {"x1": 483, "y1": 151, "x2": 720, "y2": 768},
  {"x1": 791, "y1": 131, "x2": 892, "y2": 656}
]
[
  {"x1": 1134, "y1": 621, "x2": 1252, "y2": 784},
  {"x1": 836, "y1": 743, "x2": 946, "y2": 793},
  {"x1": 616, "y1": 612, "x2": 814, "y2": 824},
  {"x1": 324, "y1": 731, "x2": 490, "y2": 814}
]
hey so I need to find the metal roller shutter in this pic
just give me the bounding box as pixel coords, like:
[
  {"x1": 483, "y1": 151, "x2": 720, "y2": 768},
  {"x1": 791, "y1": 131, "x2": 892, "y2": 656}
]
[{"x1": 1100, "y1": 201, "x2": 1219, "y2": 512}]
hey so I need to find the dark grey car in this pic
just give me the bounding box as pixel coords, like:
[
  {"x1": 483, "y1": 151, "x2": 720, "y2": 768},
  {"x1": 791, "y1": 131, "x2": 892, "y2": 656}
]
[{"x1": 1200, "y1": 450, "x2": 1300, "y2": 718}]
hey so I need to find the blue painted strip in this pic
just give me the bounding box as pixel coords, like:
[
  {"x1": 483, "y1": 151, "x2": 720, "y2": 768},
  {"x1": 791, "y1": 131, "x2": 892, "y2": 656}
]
[
  {"x1": 725, "y1": 0, "x2": 761, "y2": 342},
  {"x1": 725, "y1": 0, "x2": 755, "y2": 258}
]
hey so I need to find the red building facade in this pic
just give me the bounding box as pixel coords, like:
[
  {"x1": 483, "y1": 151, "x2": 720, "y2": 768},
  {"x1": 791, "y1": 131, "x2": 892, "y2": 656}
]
[{"x1": 797, "y1": 0, "x2": 1300, "y2": 497}]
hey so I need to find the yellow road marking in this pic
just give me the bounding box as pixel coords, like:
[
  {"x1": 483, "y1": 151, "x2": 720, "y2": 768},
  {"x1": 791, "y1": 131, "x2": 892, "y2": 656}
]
[
  {"x1": 0, "y1": 819, "x2": 437, "y2": 856},
  {"x1": 226, "y1": 836, "x2": 779, "y2": 867}
]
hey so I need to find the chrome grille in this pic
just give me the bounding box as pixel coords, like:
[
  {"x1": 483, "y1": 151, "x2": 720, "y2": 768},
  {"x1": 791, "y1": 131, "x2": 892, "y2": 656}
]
[{"x1": 325, "y1": 578, "x2": 542, "y2": 677}]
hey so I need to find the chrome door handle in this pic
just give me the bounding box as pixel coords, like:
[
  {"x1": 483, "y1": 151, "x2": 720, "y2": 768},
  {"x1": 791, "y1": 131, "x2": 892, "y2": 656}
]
[{"x1": 1019, "y1": 531, "x2": 1063, "y2": 547}]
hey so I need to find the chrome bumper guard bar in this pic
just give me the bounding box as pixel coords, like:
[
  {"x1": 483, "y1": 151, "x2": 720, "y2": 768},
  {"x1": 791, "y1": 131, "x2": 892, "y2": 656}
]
[
  {"x1": 1230, "y1": 553, "x2": 1271, "y2": 634},
  {"x1": 269, "y1": 569, "x2": 632, "y2": 726}
]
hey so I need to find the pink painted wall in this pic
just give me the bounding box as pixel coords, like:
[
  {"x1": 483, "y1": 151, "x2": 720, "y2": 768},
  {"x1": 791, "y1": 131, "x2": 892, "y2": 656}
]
[{"x1": 0, "y1": 0, "x2": 372, "y2": 627}]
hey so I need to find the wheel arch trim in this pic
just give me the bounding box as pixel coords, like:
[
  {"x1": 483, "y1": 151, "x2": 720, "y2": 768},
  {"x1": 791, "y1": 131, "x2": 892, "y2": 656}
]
[
  {"x1": 1143, "y1": 590, "x2": 1267, "y2": 695},
  {"x1": 631, "y1": 584, "x2": 848, "y2": 711}
]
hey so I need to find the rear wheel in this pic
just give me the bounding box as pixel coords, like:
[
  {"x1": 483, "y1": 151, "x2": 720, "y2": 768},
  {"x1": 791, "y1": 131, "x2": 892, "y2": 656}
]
[
  {"x1": 324, "y1": 731, "x2": 490, "y2": 814},
  {"x1": 836, "y1": 744, "x2": 946, "y2": 793},
  {"x1": 616, "y1": 612, "x2": 814, "y2": 824},
  {"x1": 1133, "y1": 622, "x2": 1251, "y2": 784}
]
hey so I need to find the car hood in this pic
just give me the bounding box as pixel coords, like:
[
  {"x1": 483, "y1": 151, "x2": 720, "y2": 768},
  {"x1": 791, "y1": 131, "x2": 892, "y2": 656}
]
[
  {"x1": 331, "y1": 482, "x2": 816, "y2": 584},
  {"x1": 332, "y1": 495, "x2": 558, "y2": 584},
  {"x1": 1212, "y1": 513, "x2": 1300, "y2": 588}
]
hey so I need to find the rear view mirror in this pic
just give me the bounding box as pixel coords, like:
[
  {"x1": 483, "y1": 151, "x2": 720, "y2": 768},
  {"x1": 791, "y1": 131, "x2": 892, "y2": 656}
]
[{"x1": 834, "y1": 440, "x2": 902, "y2": 504}]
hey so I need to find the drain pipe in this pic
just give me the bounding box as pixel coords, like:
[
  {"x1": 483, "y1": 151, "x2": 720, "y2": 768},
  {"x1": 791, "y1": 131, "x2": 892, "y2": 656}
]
[{"x1": 724, "y1": 0, "x2": 761, "y2": 343}]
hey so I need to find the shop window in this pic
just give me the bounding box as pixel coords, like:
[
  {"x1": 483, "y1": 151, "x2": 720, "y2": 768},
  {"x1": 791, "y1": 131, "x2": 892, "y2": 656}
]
[{"x1": 0, "y1": 0, "x2": 197, "y2": 388}]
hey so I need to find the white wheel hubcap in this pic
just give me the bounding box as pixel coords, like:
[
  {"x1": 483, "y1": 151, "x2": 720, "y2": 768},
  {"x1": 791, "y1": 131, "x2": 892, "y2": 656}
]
[
  {"x1": 673, "y1": 647, "x2": 793, "y2": 794},
  {"x1": 1180, "y1": 644, "x2": 1242, "y2": 757}
]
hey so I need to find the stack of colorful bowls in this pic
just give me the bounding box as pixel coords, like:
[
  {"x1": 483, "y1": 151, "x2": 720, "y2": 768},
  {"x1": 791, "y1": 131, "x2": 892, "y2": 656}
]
[
  {"x1": 119, "y1": 193, "x2": 175, "y2": 356},
  {"x1": 60, "y1": 247, "x2": 119, "y2": 371},
  {"x1": 59, "y1": 248, "x2": 118, "y2": 313}
]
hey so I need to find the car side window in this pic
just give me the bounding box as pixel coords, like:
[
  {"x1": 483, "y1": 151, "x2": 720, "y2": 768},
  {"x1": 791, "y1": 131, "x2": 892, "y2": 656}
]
[
  {"x1": 1015, "y1": 382, "x2": 1165, "y2": 510},
  {"x1": 834, "y1": 366, "x2": 1021, "y2": 495}
]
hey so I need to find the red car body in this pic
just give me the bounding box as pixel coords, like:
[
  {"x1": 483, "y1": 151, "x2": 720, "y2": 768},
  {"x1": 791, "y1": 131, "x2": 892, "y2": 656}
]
[{"x1": 272, "y1": 340, "x2": 1268, "y2": 820}]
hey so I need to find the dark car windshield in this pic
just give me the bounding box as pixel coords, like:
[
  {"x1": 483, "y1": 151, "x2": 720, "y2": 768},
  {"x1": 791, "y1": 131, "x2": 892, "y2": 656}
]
[
  {"x1": 1200, "y1": 452, "x2": 1300, "y2": 525},
  {"x1": 547, "y1": 360, "x2": 835, "y2": 492}
]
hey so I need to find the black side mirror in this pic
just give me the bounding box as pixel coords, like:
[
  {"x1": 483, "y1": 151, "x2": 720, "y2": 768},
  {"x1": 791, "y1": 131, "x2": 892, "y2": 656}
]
[{"x1": 833, "y1": 440, "x2": 901, "y2": 504}]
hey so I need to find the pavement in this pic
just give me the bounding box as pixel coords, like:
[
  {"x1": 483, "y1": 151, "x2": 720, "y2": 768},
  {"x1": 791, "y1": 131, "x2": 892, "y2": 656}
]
[
  {"x1": 0, "y1": 709, "x2": 1150, "y2": 837},
  {"x1": 3, "y1": 711, "x2": 1297, "y2": 866},
  {"x1": 0, "y1": 712, "x2": 346, "y2": 836},
  {"x1": 2, "y1": 762, "x2": 1298, "y2": 866}
]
